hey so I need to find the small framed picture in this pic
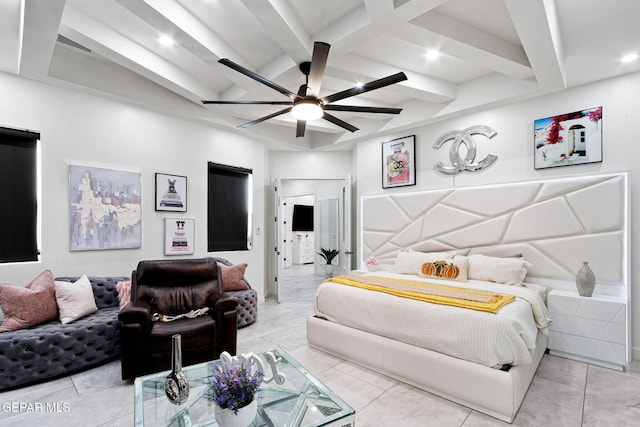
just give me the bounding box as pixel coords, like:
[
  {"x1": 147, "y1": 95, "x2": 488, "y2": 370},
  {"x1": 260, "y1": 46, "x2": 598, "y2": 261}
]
[
  {"x1": 164, "y1": 218, "x2": 194, "y2": 255},
  {"x1": 155, "y1": 173, "x2": 187, "y2": 211},
  {"x1": 534, "y1": 106, "x2": 603, "y2": 169},
  {"x1": 382, "y1": 135, "x2": 416, "y2": 188}
]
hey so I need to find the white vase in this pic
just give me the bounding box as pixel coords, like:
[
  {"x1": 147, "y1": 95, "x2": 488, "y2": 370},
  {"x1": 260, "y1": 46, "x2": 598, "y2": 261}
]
[
  {"x1": 367, "y1": 264, "x2": 378, "y2": 272},
  {"x1": 214, "y1": 399, "x2": 257, "y2": 427}
]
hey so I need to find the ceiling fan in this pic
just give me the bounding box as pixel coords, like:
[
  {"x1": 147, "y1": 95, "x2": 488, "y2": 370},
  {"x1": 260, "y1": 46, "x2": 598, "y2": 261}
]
[{"x1": 202, "y1": 42, "x2": 408, "y2": 137}]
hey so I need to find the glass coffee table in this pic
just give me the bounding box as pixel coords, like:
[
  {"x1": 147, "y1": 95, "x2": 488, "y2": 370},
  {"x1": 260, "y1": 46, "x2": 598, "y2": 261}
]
[{"x1": 134, "y1": 347, "x2": 355, "y2": 426}]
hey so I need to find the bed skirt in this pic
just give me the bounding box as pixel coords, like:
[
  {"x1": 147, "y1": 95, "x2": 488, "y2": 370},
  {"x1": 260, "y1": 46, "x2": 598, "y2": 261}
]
[{"x1": 306, "y1": 315, "x2": 547, "y2": 423}]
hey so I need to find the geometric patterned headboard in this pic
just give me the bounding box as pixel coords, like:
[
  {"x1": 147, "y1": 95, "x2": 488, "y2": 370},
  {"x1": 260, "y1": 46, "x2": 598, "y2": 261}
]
[{"x1": 361, "y1": 173, "x2": 629, "y2": 294}]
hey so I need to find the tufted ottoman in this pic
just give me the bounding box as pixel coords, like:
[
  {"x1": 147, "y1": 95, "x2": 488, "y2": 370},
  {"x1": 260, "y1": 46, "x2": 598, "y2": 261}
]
[
  {"x1": 212, "y1": 257, "x2": 258, "y2": 328},
  {"x1": 0, "y1": 276, "x2": 128, "y2": 391}
]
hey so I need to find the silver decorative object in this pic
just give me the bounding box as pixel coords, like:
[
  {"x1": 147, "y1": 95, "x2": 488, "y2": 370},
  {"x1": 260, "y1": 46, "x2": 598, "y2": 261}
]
[
  {"x1": 576, "y1": 261, "x2": 596, "y2": 297},
  {"x1": 433, "y1": 125, "x2": 498, "y2": 174},
  {"x1": 165, "y1": 334, "x2": 190, "y2": 405}
]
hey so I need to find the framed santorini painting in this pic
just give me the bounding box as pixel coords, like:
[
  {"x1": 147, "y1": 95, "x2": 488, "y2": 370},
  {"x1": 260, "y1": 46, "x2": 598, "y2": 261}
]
[
  {"x1": 534, "y1": 106, "x2": 603, "y2": 169},
  {"x1": 164, "y1": 218, "x2": 195, "y2": 255},
  {"x1": 69, "y1": 164, "x2": 142, "y2": 251},
  {"x1": 155, "y1": 173, "x2": 187, "y2": 212},
  {"x1": 382, "y1": 135, "x2": 416, "y2": 188}
]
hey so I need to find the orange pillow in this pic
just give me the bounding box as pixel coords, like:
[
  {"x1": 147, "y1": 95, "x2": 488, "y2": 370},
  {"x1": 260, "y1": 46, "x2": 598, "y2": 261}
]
[
  {"x1": 217, "y1": 262, "x2": 249, "y2": 291},
  {"x1": 0, "y1": 270, "x2": 59, "y2": 332}
]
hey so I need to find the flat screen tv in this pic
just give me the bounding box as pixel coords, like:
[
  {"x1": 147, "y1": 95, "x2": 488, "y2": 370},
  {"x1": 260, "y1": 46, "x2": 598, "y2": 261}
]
[{"x1": 291, "y1": 204, "x2": 314, "y2": 231}]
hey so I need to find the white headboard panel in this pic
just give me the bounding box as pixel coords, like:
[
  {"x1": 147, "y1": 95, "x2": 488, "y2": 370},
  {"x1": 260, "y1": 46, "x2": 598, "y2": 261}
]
[{"x1": 361, "y1": 173, "x2": 629, "y2": 294}]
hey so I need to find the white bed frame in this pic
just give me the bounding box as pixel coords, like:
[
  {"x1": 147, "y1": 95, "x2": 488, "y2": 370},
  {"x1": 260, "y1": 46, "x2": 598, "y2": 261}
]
[{"x1": 307, "y1": 172, "x2": 629, "y2": 423}]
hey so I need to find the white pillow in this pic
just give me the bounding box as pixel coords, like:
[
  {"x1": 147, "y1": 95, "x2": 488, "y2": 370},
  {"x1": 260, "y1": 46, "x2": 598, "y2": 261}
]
[
  {"x1": 467, "y1": 254, "x2": 532, "y2": 285},
  {"x1": 55, "y1": 275, "x2": 98, "y2": 324},
  {"x1": 393, "y1": 251, "x2": 456, "y2": 274},
  {"x1": 419, "y1": 257, "x2": 468, "y2": 282}
]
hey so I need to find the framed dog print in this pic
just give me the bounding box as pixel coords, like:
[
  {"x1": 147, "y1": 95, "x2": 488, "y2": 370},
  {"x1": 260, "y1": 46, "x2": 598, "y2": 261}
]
[{"x1": 155, "y1": 173, "x2": 187, "y2": 211}]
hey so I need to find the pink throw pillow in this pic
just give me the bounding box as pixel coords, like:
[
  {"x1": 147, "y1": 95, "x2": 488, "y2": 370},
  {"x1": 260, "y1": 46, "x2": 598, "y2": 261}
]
[
  {"x1": 0, "y1": 270, "x2": 59, "y2": 332},
  {"x1": 116, "y1": 280, "x2": 132, "y2": 310},
  {"x1": 217, "y1": 262, "x2": 249, "y2": 291}
]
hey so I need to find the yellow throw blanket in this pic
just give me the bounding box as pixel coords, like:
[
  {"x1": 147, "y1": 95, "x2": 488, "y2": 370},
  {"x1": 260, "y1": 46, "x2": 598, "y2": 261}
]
[{"x1": 325, "y1": 275, "x2": 515, "y2": 314}]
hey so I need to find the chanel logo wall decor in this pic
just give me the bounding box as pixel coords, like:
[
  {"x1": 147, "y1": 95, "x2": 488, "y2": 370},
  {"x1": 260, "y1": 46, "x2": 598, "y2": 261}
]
[{"x1": 433, "y1": 125, "x2": 498, "y2": 175}]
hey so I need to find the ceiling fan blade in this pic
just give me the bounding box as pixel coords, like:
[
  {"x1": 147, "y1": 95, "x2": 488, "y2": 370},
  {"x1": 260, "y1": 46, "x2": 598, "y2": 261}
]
[
  {"x1": 307, "y1": 42, "x2": 330, "y2": 98},
  {"x1": 322, "y1": 112, "x2": 359, "y2": 133},
  {"x1": 202, "y1": 100, "x2": 292, "y2": 105},
  {"x1": 237, "y1": 107, "x2": 292, "y2": 129},
  {"x1": 219, "y1": 58, "x2": 300, "y2": 100},
  {"x1": 321, "y1": 72, "x2": 408, "y2": 105},
  {"x1": 323, "y1": 105, "x2": 403, "y2": 114},
  {"x1": 296, "y1": 120, "x2": 306, "y2": 138}
]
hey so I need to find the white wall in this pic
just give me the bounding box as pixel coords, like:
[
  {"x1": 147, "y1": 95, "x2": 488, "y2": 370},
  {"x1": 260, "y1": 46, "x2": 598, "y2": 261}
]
[
  {"x1": 354, "y1": 70, "x2": 640, "y2": 358},
  {"x1": 0, "y1": 72, "x2": 268, "y2": 301}
]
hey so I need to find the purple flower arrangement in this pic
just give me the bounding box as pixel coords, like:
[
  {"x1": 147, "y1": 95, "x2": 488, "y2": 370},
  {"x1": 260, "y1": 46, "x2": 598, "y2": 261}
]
[{"x1": 203, "y1": 357, "x2": 264, "y2": 414}]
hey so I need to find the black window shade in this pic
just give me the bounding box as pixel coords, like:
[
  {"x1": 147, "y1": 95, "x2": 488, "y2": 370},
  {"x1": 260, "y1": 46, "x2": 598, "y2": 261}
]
[
  {"x1": 0, "y1": 127, "x2": 39, "y2": 263},
  {"x1": 207, "y1": 162, "x2": 252, "y2": 251}
]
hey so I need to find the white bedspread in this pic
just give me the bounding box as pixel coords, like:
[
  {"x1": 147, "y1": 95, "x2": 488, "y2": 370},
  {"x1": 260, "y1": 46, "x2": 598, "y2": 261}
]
[{"x1": 314, "y1": 271, "x2": 551, "y2": 368}]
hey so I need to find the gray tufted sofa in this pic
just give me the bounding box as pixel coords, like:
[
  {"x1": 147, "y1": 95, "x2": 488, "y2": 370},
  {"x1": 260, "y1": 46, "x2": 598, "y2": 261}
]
[
  {"x1": 0, "y1": 276, "x2": 128, "y2": 391},
  {"x1": 212, "y1": 257, "x2": 258, "y2": 328}
]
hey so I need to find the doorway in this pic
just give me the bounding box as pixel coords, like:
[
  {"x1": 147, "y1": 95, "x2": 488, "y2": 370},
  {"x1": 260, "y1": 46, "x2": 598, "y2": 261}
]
[{"x1": 269, "y1": 177, "x2": 352, "y2": 302}]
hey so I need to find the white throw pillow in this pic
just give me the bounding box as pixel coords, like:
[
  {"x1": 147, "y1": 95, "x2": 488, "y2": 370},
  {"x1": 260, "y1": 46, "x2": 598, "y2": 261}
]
[
  {"x1": 393, "y1": 251, "x2": 456, "y2": 274},
  {"x1": 55, "y1": 275, "x2": 98, "y2": 324},
  {"x1": 467, "y1": 254, "x2": 532, "y2": 285}
]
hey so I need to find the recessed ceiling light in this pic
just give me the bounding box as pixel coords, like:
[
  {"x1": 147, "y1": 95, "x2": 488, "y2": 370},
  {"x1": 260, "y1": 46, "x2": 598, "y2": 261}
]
[
  {"x1": 159, "y1": 35, "x2": 175, "y2": 47},
  {"x1": 425, "y1": 49, "x2": 440, "y2": 61},
  {"x1": 621, "y1": 53, "x2": 638, "y2": 63}
]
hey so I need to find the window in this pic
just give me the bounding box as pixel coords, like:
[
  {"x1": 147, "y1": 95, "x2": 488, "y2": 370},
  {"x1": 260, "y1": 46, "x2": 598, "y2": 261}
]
[
  {"x1": 0, "y1": 127, "x2": 40, "y2": 263},
  {"x1": 207, "y1": 162, "x2": 253, "y2": 251}
]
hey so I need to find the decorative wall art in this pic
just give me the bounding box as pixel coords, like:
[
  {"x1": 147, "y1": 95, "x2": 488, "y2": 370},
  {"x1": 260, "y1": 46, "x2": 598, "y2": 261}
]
[
  {"x1": 155, "y1": 173, "x2": 187, "y2": 211},
  {"x1": 534, "y1": 106, "x2": 602, "y2": 169},
  {"x1": 69, "y1": 164, "x2": 141, "y2": 251},
  {"x1": 433, "y1": 125, "x2": 498, "y2": 175},
  {"x1": 382, "y1": 135, "x2": 416, "y2": 188},
  {"x1": 164, "y1": 218, "x2": 195, "y2": 255}
]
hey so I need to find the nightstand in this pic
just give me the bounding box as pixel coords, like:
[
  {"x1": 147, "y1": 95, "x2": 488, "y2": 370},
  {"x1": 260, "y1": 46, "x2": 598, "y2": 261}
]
[{"x1": 547, "y1": 289, "x2": 626, "y2": 371}]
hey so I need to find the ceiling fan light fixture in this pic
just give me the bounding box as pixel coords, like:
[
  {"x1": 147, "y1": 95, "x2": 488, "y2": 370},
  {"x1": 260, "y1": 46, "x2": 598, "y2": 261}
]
[{"x1": 291, "y1": 100, "x2": 323, "y2": 121}]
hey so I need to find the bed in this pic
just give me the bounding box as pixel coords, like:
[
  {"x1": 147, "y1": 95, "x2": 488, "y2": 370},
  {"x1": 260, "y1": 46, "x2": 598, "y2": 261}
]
[{"x1": 307, "y1": 172, "x2": 630, "y2": 423}]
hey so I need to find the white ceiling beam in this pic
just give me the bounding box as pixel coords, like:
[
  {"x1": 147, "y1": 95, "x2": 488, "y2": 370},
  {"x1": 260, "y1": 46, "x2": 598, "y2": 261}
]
[
  {"x1": 115, "y1": 0, "x2": 244, "y2": 66},
  {"x1": 330, "y1": 54, "x2": 456, "y2": 104},
  {"x1": 238, "y1": 0, "x2": 311, "y2": 62},
  {"x1": 60, "y1": 4, "x2": 216, "y2": 104},
  {"x1": 0, "y1": 0, "x2": 22, "y2": 74},
  {"x1": 19, "y1": 0, "x2": 66, "y2": 78},
  {"x1": 406, "y1": 11, "x2": 533, "y2": 80},
  {"x1": 504, "y1": 0, "x2": 566, "y2": 88}
]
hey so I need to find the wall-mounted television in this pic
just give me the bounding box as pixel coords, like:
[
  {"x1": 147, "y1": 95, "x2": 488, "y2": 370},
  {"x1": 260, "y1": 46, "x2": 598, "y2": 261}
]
[{"x1": 291, "y1": 204, "x2": 314, "y2": 231}]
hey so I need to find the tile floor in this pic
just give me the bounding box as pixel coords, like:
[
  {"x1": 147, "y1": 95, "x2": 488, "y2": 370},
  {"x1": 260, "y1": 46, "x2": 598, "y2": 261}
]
[{"x1": 1, "y1": 264, "x2": 639, "y2": 426}]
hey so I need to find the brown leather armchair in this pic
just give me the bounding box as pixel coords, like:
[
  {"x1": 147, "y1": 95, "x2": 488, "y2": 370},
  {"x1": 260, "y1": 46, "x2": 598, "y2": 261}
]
[{"x1": 118, "y1": 257, "x2": 238, "y2": 380}]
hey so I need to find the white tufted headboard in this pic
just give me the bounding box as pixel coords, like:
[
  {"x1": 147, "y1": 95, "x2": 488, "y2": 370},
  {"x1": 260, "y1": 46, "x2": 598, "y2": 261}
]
[{"x1": 361, "y1": 172, "x2": 629, "y2": 297}]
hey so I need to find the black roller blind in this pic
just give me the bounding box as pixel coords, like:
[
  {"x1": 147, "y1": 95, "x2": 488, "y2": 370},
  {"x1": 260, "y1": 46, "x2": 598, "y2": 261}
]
[
  {"x1": 0, "y1": 127, "x2": 39, "y2": 263},
  {"x1": 207, "y1": 162, "x2": 252, "y2": 251}
]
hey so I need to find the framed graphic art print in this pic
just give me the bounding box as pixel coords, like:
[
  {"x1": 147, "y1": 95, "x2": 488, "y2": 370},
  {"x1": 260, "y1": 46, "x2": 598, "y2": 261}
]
[
  {"x1": 382, "y1": 135, "x2": 416, "y2": 188},
  {"x1": 164, "y1": 218, "x2": 194, "y2": 255},
  {"x1": 534, "y1": 106, "x2": 603, "y2": 169}
]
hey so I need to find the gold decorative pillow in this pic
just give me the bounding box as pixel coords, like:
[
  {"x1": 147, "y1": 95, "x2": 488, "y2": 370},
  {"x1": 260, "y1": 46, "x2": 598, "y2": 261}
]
[{"x1": 419, "y1": 257, "x2": 468, "y2": 282}]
